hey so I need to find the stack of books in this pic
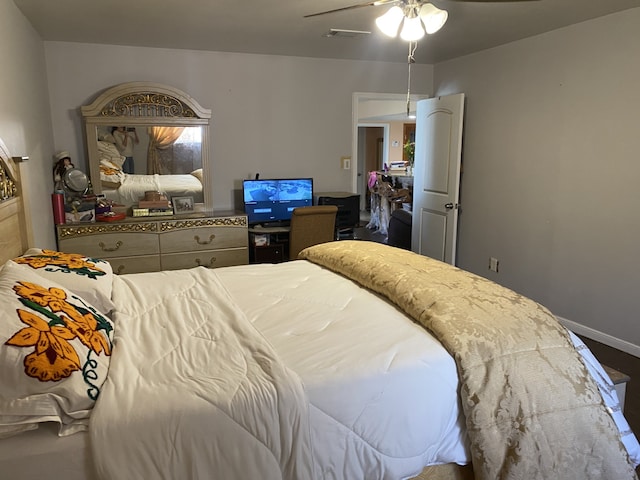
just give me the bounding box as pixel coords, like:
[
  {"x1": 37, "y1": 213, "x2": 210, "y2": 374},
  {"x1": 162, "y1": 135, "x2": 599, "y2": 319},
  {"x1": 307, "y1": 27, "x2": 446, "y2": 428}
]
[
  {"x1": 388, "y1": 161, "x2": 409, "y2": 175},
  {"x1": 133, "y1": 192, "x2": 173, "y2": 217},
  {"x1": 132, "y1": 207, "x2": 174, "y2": 217},
  {"x1": 138, "y1": 199, "x2": 170, "y2": 208}
]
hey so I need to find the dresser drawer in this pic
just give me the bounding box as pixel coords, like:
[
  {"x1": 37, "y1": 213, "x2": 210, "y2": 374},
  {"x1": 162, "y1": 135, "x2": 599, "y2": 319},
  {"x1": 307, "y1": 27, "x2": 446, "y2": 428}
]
[
  {"x1": 59, "y1": 232, "x2": 160, "y2": 259},
  {"x1": 107, "y1": 255, "x2": 162, "y2": 275},
  {"x1": 159, "y1": 226, "x2": 246, "y2": 254},
  {"x1": 160, "y1": 248, "x2": 248, "y2": 271}
]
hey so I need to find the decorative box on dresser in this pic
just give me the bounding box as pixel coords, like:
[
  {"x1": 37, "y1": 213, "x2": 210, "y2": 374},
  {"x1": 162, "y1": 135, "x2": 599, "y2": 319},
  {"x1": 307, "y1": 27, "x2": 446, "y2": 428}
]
[{"x1": 56, "y1": 211, "x2": 248, "y2": 274}]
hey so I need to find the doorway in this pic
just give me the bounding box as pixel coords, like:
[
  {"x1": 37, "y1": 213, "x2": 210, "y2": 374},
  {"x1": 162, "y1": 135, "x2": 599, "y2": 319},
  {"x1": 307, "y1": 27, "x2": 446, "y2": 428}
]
[
  {"x1": 358, "y1": 126, "x2": 385, "y2": 212},
  {"x1": 351, "y1": 92, "x2": 430, "y2": 210}
]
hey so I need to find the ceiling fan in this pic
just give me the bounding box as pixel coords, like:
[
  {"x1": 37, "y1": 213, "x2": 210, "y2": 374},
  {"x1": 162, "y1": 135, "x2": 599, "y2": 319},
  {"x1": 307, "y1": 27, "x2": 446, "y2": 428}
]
[
  {"x1": 305, "y1": 0, "x2": 538, "y2": 19},
  {"x1": 305, "y1": 0, "x2": 538, "y2": 117},
  {"x1": 305, "y1": 0, "x2": 539, "y2": 41}
]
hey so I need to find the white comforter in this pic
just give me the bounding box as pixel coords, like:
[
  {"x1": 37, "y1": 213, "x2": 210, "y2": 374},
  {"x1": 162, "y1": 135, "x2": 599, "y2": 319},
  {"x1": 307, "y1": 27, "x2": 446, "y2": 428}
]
[
  {"x1": 90, "y1": 268, "x2": 313, "y2": 480},
  {"x1": 90, "y1": 262, "x2": 639, "y2": 480},
  {"x1": 216, "y1": 261, "x2": 470, "y2": 478}
]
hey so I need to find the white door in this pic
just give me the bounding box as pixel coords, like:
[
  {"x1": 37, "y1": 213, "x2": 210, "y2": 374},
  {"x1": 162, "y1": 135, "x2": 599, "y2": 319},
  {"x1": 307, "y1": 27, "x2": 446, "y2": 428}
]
[{"x1": 411, "y1": 94, "x2": 465, "y2": 265}]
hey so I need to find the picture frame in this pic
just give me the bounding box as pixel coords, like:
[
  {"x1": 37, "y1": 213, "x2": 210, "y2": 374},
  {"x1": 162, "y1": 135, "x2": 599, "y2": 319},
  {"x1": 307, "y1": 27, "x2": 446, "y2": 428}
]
[{"x1": 172, "y1": 195, "x2": 194, "y2": 214}]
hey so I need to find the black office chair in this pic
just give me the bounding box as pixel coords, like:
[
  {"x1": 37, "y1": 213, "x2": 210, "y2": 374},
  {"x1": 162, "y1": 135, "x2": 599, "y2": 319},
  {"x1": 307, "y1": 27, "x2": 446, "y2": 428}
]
[
  {"x1": 387, "y1": 208, "x2": 412, "y2": 250},
  {"x1": 316, "y1": 194, "x2": 360, "y2": 240}
]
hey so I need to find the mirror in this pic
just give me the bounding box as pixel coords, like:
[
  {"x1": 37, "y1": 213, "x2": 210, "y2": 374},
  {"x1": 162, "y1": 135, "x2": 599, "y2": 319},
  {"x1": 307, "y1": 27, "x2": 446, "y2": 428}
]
[
  {"x1": 63, "y1": 168, "x2": 89, "y2": 197},
  {"x1": 82, "y1": 82, "x2": 212, "y2": 209},
  {"x1": 95, "y1": 125, "x2": 203, "y2": 176}
]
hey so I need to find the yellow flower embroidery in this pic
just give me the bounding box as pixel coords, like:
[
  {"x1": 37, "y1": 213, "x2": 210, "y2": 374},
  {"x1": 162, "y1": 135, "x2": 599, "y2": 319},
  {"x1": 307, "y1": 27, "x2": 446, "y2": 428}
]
[
  {"x1": 100, "y1": 165, "x2": 120, "y2": 176},
  {"x1": 5, "y1": 281, "x2": 112, "y2": 384},
  {"x1": 14, "y1": 250, "x2": 105, "y2": 279},
  {"x1": 65, "y1": 312, "x2": 111, "y2": 356},
  {"x1": 13, "y1": 281, "x2": 68, "y2": 309},
  {"x1": 6, "y1": 310, "x2": 80, "y2": 381}
]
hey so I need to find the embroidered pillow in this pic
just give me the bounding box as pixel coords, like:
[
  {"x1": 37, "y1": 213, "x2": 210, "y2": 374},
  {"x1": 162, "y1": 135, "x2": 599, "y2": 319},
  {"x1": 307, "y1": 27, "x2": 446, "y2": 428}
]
[
  {"x1": 99, "y1": 160, "x2": 125, "y2": 189},
  {"x1": 13, "y1": 249, "x2": 115, "y2": 314},
  {"x1": 0, "y1": 260, "x2": 113, "y2": 438}
]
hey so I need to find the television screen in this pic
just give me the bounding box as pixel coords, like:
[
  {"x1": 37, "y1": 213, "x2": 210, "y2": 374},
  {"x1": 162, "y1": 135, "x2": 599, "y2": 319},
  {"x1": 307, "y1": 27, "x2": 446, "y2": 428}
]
[{"x1": 243, "y1": 178, "x2": 313, "y2": 225}]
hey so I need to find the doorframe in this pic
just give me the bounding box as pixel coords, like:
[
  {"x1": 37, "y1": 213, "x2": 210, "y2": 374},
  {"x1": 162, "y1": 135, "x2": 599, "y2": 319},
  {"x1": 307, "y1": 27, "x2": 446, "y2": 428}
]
[
  {"x1": 357, "y1": 123, "x2": 389, "y2": 210},
  {"x1": 351, "y1": 92, "x2": 430, "y2": 195}
]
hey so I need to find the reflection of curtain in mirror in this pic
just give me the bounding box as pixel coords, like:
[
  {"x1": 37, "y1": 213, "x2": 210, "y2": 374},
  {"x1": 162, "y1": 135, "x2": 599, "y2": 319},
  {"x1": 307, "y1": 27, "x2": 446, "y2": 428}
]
[{"x1": 147, "y1": 126, "x2": 185, "y2": 174}]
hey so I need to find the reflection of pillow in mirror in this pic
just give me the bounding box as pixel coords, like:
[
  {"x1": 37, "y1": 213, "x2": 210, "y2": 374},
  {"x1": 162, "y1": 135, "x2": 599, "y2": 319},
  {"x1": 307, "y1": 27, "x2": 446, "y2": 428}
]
[
  {"x1": 101, "y1": 180, "x2": 121, "y2": 190},
  {"x1": 190, "y1": 168, "x2": 203, "y2": 184},
  {"x1": 98, "y1": 133, "x2": 116, "y2": 144},
  {"x1": 100, "y1": 165, "x2": 123, "y2": 188},
  {"x1": 97, "y1": 142, "x2": 125, "y2": 169},
  {"x1": 100, "y1": 159, "x2": 122, "y2": 172}
]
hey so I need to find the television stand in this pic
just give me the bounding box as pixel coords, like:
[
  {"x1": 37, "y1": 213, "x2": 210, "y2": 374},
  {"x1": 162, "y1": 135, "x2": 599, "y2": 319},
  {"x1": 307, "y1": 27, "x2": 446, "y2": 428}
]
[
  {"x1": 248, "y1": 225, "x2": 291, "y2": 263},
  {"x1": 260, "y1": 220, "x2": 290, "y2": 229}
]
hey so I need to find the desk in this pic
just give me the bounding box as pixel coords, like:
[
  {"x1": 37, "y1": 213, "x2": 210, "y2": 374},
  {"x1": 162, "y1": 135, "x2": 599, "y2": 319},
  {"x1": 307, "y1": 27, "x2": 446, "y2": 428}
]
[{"x1": 248, "y1": 225, "x2": 290, "y2": 263}]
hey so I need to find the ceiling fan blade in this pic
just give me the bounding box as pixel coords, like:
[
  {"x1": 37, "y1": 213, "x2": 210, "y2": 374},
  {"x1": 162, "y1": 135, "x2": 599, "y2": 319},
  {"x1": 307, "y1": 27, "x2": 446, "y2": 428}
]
[
  {"x1": 446, "y1": 0, "x2": 539, "y2": 2},
  {"x1": 303, "y1": 0, "x2": 538, "y2": 20},
  {"x1": 304, "y1": 0, "x2": 397, "y2": 18}
]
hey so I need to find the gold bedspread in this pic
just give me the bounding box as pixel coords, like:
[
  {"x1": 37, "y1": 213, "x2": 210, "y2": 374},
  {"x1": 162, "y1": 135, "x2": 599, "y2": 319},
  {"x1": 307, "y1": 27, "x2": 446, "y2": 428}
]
[{"x1": 300, "y1": 241, "x2": 636, "y2": 480}]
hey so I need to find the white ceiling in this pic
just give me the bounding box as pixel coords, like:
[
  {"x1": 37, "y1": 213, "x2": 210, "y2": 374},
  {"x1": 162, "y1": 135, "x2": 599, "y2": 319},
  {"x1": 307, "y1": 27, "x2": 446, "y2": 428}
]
[{"x1": 14, "y1": 0, "x2": 640, "y2": 64}]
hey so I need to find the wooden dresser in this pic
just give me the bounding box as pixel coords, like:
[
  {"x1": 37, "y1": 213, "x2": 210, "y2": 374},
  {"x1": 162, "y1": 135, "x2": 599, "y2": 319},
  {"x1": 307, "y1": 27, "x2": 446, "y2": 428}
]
[{"x1": 56, "y1": 211, "x2": 248, "y2": 274}]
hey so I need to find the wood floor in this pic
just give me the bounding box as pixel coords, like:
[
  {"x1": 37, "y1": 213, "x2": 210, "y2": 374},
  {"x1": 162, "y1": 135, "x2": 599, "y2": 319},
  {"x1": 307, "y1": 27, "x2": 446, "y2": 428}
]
[
  {"x1": 579, "y1": 337, "x2": 640, "y2": 476},
  {"x1": 579, "y1": 336, "x2": 640, "y2": 439}
]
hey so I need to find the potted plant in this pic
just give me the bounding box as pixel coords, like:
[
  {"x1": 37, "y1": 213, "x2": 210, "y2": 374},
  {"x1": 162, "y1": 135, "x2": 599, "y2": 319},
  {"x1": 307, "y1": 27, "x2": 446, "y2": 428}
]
[{"x1": 403, "y1": 141, "x2": 415, "y2": 174}]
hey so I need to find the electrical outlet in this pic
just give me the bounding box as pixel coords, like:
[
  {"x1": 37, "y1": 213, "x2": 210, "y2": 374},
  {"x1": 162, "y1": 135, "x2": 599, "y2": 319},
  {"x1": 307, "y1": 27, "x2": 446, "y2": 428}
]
[{"x1": 489, "y1": 257, "x2": 499, "y2": 273}]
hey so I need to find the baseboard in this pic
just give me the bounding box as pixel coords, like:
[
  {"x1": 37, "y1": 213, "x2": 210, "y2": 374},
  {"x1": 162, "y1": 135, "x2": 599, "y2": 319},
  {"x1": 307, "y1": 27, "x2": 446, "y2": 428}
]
[{"x1": 558, "y1": 315, "x2": 640, "y2": 358}]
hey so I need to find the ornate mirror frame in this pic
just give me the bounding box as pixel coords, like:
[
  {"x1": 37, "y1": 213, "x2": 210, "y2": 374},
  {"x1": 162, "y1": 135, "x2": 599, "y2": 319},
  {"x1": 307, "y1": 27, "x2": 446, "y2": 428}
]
[{"x1": 82, "y1": 81, "x2": 212, "y2": 210}]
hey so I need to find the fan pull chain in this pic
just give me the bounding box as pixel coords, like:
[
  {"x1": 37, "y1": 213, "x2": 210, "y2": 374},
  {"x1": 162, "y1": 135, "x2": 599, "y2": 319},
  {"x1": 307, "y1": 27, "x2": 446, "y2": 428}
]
[{"x1": 406, "y1": 41, "x2": 418, "y2": 117}]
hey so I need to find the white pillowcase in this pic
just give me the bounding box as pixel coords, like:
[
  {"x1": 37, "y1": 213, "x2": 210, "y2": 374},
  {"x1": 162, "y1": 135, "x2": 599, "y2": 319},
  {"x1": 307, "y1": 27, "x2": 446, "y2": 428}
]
[
  {"x1": 13, "y1": 249, "x2": 115, "y2": 314},
  {"x1": 0, "y1": 260, "x2": 114, "y2": 438},
  {"x1": 190, "y1": 168, "x2": 203, "y2": 184},
  {"x1": 97, "y1": 140, "x2": 125, "y2": 169}
]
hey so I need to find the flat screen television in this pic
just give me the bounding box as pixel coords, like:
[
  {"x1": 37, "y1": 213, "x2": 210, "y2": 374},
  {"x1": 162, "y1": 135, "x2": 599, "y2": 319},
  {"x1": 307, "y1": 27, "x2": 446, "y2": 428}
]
[{"x1": 242, "y1": 178, "x2": 313, "y2": 226}]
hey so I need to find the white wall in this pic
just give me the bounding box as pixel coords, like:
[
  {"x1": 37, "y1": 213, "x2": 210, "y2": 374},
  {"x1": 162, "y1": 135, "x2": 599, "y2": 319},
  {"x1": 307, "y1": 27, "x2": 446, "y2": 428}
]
[
  {"x1": 0, "y1": 0, "x2": 55, "y2": 249},
  {"x1": 434, "y1": 8, "x2": 640, "y2": 352},
  {"x1": 43, "y1": 42, "x2": 432, "y2": 211}
]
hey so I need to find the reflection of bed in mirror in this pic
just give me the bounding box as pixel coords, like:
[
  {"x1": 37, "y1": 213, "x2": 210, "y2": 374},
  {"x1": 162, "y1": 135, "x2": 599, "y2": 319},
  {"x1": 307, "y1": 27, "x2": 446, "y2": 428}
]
[
  {"x1": 96, "y1": 136, "x2": 204, "y2": 206},
  {"x1": 82, "y1": 82, "x2": 212, "y2": 209},
  {"x1": 102, "y1": 172, "x2": 203, "y2": 206}
]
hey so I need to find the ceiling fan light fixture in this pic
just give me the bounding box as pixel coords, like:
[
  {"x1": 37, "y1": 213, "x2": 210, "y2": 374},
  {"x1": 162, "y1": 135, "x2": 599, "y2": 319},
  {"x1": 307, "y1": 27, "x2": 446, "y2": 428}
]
[
  {"x1": 419, "y1": 3, "x2": 448, "y2": 35},
  {"x1": 375, "y1": 6, "x2": 404, "y2": 38},
  {"x1": 400, "y1": 14, "x2": 425, "y2": 41}
]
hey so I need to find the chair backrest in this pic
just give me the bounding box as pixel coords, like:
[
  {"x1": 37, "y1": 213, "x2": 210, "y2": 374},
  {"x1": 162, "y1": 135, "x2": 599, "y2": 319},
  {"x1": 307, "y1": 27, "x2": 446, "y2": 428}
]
[
  {"x1": 289, "y1": 205, "x2": 338, "y2": 260},
  {"x1": 387, "y1": 208, "x2": 412, "y2": 250}
]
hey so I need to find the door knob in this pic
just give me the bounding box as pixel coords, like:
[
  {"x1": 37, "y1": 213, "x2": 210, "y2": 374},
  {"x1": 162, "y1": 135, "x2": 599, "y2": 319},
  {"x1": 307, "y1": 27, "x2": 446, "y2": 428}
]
[{"x1": 445, "y1": 203, "x2": 454, "y2": 210}]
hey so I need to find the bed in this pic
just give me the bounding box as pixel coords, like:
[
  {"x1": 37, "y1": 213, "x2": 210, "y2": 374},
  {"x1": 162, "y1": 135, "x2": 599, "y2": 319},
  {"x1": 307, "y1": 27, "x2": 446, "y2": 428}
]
[
  {"x1": 97, "y1": 138, "x2": 203, "y2": 206},
  {"x1": 1, "y1": 141, "x2": 639, "y2": 480}
]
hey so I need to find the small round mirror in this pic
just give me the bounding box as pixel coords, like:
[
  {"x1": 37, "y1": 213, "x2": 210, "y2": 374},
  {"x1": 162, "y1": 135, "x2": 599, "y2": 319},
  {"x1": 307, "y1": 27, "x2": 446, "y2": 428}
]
[{"x1": 63, "y1": 168, "x2": 89, "y2": 194}]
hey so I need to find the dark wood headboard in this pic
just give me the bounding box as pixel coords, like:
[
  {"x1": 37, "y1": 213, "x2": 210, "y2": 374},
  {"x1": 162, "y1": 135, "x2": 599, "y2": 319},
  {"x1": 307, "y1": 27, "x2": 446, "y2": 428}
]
[{"x1": 0, "y1": 137, "x2": 29, "y2": 264}]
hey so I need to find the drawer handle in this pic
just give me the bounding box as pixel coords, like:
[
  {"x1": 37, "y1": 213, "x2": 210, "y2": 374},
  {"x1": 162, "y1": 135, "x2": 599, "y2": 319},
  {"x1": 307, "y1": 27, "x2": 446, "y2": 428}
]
[
  {"x1": 99, "y1": 241, "x2": 123, "y2": 252},
  {"x1": 195, "y1": 257, "x2": 217, "y2": 267},
  {"x1": 116, "y1": 265, "x2": 125, "y2": 275},
  {"x1": 194, "y1": 234, "x2": 215, "y2": 245}
]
